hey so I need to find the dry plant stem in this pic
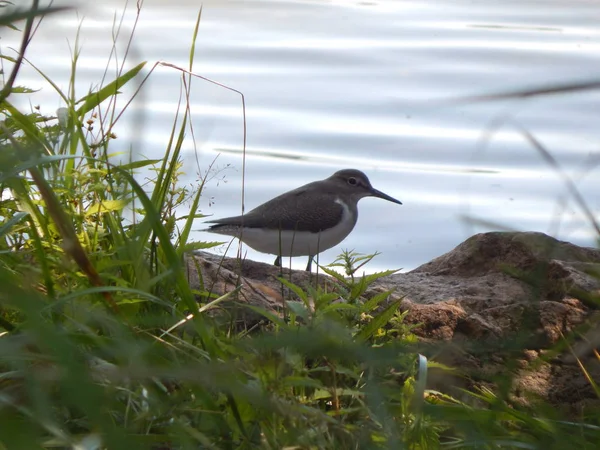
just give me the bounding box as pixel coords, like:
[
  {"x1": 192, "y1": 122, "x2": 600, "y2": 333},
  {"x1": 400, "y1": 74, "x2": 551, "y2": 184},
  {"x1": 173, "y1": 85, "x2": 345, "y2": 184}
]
[
  {"x1": 110, "y1": 60, "x2": 246, "y2": 160},
  {"x1": 155, "y1": 64, "x2": 247, "y2": 243},
  {"x1": 0, "y1": 0, "x2": 39, "y2": 103},
  {"x1": 27, "y1": 166, "x2": 119, "y2": 313},
  {"x1": 326, "y1": 358, "x2": 340, "y2": 414},
  {"x1": 111, "y1": 59, "x2": 248, "y2": 276},
  {"x1": 108, "y1": 60, "x2": 246, "y2": 222},
  {"x1": 0, "y1": 119, "x2": 118, "y2": 312},
  {"x1": 451, "y1": 79, "x2": 600, "y2": 104},
  {"x1": 96, "y1": 0, "x2": 145, "y2": 141}
]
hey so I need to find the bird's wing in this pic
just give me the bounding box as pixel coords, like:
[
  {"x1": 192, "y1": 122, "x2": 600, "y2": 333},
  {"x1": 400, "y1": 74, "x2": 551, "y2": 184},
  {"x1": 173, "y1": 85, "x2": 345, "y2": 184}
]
[{"x1": 208, "y1": 185, "x2": 345, "y2": 232}]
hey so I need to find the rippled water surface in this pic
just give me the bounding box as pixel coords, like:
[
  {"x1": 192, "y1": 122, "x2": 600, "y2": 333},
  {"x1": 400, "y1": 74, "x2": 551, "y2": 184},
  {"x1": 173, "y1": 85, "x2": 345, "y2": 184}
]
[{"x1": 8, "y1": 0, "x2": 600, "y2": 271}]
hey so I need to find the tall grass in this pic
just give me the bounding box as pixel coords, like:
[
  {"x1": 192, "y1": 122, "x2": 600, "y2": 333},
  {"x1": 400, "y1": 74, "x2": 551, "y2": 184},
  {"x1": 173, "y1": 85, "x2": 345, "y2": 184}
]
[{"x1": 0, "y1": 2, "x2": 599, "y2": 449}]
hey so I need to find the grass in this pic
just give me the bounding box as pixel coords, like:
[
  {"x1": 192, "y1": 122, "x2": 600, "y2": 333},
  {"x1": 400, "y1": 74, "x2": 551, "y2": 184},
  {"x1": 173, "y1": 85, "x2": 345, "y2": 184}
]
[{"x1": 0, "y1": 2, "x2": 599, "y2": 449}]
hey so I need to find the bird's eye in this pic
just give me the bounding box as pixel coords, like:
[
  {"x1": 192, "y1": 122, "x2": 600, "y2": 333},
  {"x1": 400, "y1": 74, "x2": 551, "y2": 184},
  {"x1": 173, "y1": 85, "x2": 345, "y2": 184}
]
[{"x1": 347, "y1": 177, "x2": 358, "y2": 186}]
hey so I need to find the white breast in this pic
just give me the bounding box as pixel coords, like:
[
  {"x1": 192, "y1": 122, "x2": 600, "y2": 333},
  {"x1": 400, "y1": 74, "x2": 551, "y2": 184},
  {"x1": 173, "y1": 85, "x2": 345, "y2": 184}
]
[{"x1": 237, "y1": 199, "x2": 356, "y2": 257}]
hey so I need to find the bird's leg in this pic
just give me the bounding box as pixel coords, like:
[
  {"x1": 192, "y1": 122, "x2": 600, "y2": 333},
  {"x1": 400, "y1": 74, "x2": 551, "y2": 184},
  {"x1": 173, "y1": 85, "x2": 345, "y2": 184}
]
[
  {"x1": 305, "y1": 255, "x2": 314, "y2": 272},
  {"x1": 274, "y1": 255, "x2": 281, "y2": 267}
]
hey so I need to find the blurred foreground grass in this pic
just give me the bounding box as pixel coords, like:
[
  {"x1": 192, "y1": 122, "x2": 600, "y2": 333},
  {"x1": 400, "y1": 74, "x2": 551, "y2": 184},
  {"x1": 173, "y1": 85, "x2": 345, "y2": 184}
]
[{"x1": 0, "y1": 2, "x2": 599, "y2": 449}]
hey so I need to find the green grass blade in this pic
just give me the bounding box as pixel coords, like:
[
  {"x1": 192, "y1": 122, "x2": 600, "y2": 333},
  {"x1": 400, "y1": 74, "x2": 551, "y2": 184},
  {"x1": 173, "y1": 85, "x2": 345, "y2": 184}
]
[
  {"x1": 109, "y1": 166, "x2": 217, "y2": 353},
  {"x1": 0, "y1": 211, "x2": 28, "y2": 238},
  {"x1": 75, "y1": 61, "x2": 146, "y2": 117},
  {"x1": 354, "y1": 299, "x2": 402, "y2": 342},
  {"x1": 177, "y1": 186, "x2": 203, "y2": 258},
  {"x1": 0, "y1": 5, "x2": 70, "y2": 26}
]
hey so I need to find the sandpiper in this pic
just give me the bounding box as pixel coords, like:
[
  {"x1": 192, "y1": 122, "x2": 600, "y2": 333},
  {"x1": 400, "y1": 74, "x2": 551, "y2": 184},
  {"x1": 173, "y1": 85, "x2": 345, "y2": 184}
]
[{"x1": 204, "y1": 169, "x2": 402, "y2": 271}]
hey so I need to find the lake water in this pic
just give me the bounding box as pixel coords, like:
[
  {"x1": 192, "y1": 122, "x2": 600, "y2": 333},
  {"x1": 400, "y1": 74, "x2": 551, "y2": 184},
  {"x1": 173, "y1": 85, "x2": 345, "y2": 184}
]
[{"x1": 5, "y1": 0, "x2": 600, "y2": 271}]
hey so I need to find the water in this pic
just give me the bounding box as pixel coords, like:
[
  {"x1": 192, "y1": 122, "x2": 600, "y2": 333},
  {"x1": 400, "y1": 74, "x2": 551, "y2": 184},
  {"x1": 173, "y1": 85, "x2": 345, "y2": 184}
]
[{"x1": 5, "y1": 0, "x2": 600, "y2": 271}]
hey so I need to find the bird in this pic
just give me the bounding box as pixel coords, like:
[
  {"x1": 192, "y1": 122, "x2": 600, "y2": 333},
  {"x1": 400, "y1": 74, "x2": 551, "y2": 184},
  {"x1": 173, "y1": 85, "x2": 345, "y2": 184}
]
[{"x1": 203, "y1": 168, "x2": 402, "y2": 271}]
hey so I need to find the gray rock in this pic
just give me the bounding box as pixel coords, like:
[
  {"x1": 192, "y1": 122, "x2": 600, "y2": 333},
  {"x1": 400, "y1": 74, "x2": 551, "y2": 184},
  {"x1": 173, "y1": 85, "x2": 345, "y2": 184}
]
[{"x1": 187, "y1": 231, "x2": 600, "y2": 416}]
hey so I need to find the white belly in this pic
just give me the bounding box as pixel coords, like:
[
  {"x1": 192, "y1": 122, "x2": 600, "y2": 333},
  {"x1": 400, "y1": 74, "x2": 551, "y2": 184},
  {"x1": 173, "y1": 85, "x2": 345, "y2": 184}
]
[{"x1": 221, "y1": 199, "x2": 356, "y2": 257}]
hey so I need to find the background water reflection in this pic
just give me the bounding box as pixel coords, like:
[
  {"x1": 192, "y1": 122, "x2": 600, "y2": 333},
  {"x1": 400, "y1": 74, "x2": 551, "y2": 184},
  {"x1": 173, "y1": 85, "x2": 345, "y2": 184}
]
[{"x1": 8, "y1": 0, "x2": 600, "y2": 271}]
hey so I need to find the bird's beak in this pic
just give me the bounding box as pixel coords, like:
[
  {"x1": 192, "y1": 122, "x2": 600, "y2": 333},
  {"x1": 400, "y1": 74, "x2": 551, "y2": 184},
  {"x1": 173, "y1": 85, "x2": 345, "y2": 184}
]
[{"x1": 370, "y1": 188, "x2": 402, "y2": 205}]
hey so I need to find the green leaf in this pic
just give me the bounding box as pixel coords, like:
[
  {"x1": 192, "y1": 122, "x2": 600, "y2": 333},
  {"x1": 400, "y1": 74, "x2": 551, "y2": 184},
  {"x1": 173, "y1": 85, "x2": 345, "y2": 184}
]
[
  {"x1": 84, "y1": 199, "x2": 129, "y2": 216},
  {"x1": 118, "y1": 159, "x2": 162, "y2": 171},
  {"x1": 177, "y1": 176, "x2": 204, "y2": 258},
  {"x1": 286, "y1": 300, "x2": 309, "y2": 321},
  {"x1": 0, "y1": 211, "x2": 28, "y2": 238},
  {"x1": 354, "y1": 298, "x2": 402, "y2": 342},
  {"x1": 361, "y1": 289, "x2": 395, "y2": 313},
  {"x1": 181, "y1": 241, "x2": 224, "y2": 252},
  {"x1": 318, "y1": 265, "x2": 347, "y2": 284},
  {"x1": 52, "y1": 286, "x2": 171, "y2": 309},
  {"x1": 364, "y1": 269, "x2": 400, "y2": 285},
  {"x1": 7, "y1": 85, "x2": 38, "y2": 94},
  {"x1": 0, "y1": 154, "x2": 81, "y2": 183},
  {"x1": 313, "y1": 389, "x2": 332, "y2": 400},
  {"x1": 282, "y1": 376, "x2": 324, "y2": 389},
  {"x1": 76, "y1": 62, "x2": 147, "y2": 116},
  {"x1": 110, "y1": 166, "x2": 215, "y2": 351},
  {"x1": 349, "y1": 276, "x2": 368, "y2": 299},
  {"x1": 243, "y1": 304, "x2": 286, "y2": 328},
  {"x1": 0, "y1": 6, "x2": 70, "y2": 28},
  {"x1": 2, "y1": 101, "x2": 49, "y2": 149},
  {"x1": 313, "y1": 291, "x2": 341, "y2": 310},
  {"x1": 277, "y1": 277, "x2": 308, "y2": 303},
  {"x1": 313, "y1": 388, "x2": 363, "y2": 400},
  {"x1": 320, "y1": 302, "x2": 358, "y2": 315}
]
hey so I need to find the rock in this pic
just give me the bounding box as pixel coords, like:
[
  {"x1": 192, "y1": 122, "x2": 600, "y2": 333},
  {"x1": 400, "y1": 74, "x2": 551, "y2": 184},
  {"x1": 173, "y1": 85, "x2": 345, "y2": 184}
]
[
  {"x1": 398, "y1": 299, "x2": 465, "y2": 340},
  {"x1": 414, "y1": 231, "x2": 600, "y2": 277},
  {"x1": 380, "y1": 232, "x2": 600, "y2": 341},
  {"x1": 188, "y1": 231, "x2": 600, "y2": 416},
  {"x1": 185, "y1": 251, "x2": 338, "y2": 322}
]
